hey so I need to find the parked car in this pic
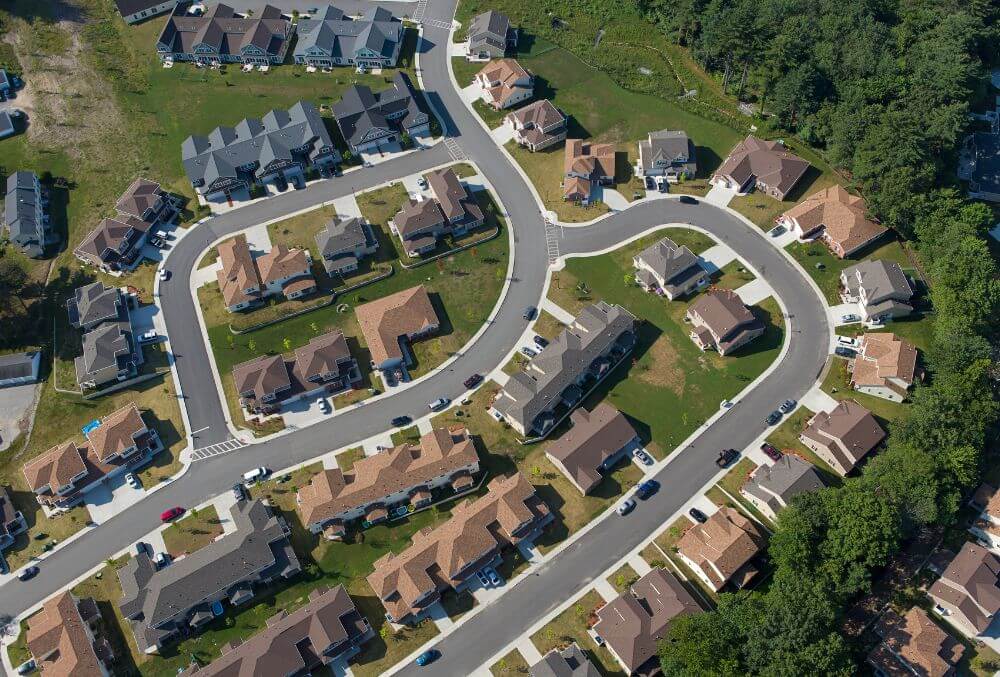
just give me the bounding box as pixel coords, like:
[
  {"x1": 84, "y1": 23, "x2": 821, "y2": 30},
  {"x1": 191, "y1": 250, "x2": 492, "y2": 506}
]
[
  {"x1": 765, "y1": 410, "x2": 782, "y2": 425},
  {"x1": 633, "y1": 448, "x2": 653, "y2": 466},
  {"x1": 617, "y1": 498, "x2": 637, "y2": 516},
  {"x1": 476, "y1": 569, "x2": 490, "y2": 587},
  {"x1": 678, "y1": 195, "x2": 698, "y2": 204},
  {"x1": 840, "y1": 313, "x2": 860, "y2": 323},
  {"x1": 635, "y1": 479, "x2": 659, "y2": 499},
  {"x1": 391, "y1": 415, "x2": 412, "y2": 427},
  {"x1": 520, "y1": 346, "x2": 537, "y2": 358},
  {"x1": 523, "y1": 306, "x2": 537, "y2": 321},
  {"x1": 415, "y1": 650, "x2": 440, "y2": 667},
  {"x1": 139, "y1": 330, "x2": 158, "y2": 344},
  {"x1": 242, "y1": 467, "x2": 269, "y2": 484},
  {"x1": 158, "y1": 269, "x2": 171, "y2": 281},
  {"x1": 485, "y1": 566, "x2": 502, "y2": 586},
  {"x1": 160, "y1": 507, "x2": 184, "y2": 522},
  {"x1": 134, "y1": 541, "x2": 150, "y2": 557},
  {"x1": 18, "y1": 566, "x2": 39, "y2": 581},
  {"x1": 779, "y1": 399, "x2": 797, "y2": 413},
  {"x1": 417, "y1": 176, "x2": 428, "y2": 189},
  {"x1": 428, "y1": 397, "x2": 450, "y2": 411},
  {"x1": 125, "y1": 473, "x2": 140, "y2": 488},
  {"x1": 715, "y1": 448, "x2": 739, "y2": 467},
  {"x1": 463, "y1": 373, "x2": 483, "y2": 389},
  {"x1": 688, "y1": 507, "x2": 708, "y2": 523},
  {"x1": 148, "y1": 236, "x2": 166, "y2": 248},
  {"x1": 232, "y1": 483, "x2": 247, "y2": 502},
  {"x1": 770, "y1": 225, "x2": 786, "y2": 238},
  {"x1": 318, "y1": 398, "x2": 331, "y2": 414},
  {"x1": 532, "y1": 335, "x2": 549, "y2": 348},
  {"x1": 834, "y1": 346, "x2": 855, "y2": 357},
  {"x1": 760, "y1": 442, "x2": 782, "y2": 462},
  {"x1": 837, "y1": 336, "x2": 860, "y2": 348},
  {"x1": 154, "y1": 551, "x2": 171, "y2": 568},
  {"x1": 15, "y1": 658, "x2": 36, "y2": 675}
]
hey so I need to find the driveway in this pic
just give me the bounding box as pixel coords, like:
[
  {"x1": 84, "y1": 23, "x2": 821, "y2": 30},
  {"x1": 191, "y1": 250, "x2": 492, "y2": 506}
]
[
  {"x1": 734, "y1": 278, "x2": 775, "y2": 305},
  {"x1": 86, "y1": 475, "x2": 147, "y2": 524},
  {"x1": 699, "y1": 242, "x2": 738, "y2": 273},
  {"x1": 0, "y1": 382, "x2": 38, "y2": 451}
]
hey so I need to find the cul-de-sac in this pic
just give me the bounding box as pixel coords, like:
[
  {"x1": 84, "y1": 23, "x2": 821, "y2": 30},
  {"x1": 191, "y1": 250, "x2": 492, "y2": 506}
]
[{"x1": 0, "y1": 1, "x2": 997, "y2": 675}]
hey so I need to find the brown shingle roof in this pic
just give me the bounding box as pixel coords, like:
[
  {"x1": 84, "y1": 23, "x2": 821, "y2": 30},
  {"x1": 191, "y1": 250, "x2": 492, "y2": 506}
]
[
  {"x1": 476, "y1": 58, "x2": 531, "y2": 107},
  {"x1": 782, "y1": 185, "x2": 886, "y2": 255},
  {"x1": 850, "y1": 333, "x2": 918, "y2": 393},
  {"x1": 297, "y1": 427, "x2": 479, "y2": 528},
  {"x1": 257, "y1": 244, "x2": 311, "y2": 286},
  {"x1": 687, "y1": 289, "x2": 758, "y2": 347},
  {"x1": 216, "y1": 234, "x2": 261, "y2": 308},
  {"x1": 27, "y1": 592, "x2": 106, "y2": 677},
  {"x1": 426, "y1": 168, "x2": 484, "y2": 224},
  {"x1": 293, "y1": 330, "x2": 352, "y2": 382},
  {"x1": 232, "y1": 354, "x2": 290, "y2": 401},
  {"x1": 677, "y1": 507, "x2": 764, "y2": 591},
  {"x1": 367, "y1": 473, "x2": 548, "y2": 621},
  {"x1": 355, "y1": 285, "x2": 438, "y2": 366},
  {"x1": 115, "y1": 177, "x2": 164, "y2": 220},
  {"x1": 546, "y1": 404, "x2": 638, "y2": 494},
  {"x1": 393, "y1": 197, "x2": 445, "y2": 239},
  {"x1": 23, "y1": 441, "x2": 87, "y2": 493},
  {"x1": 564, "y1": 139, "x2": 614, "y2": 179},
  {"x1": 714, "y1": 135, "x2": 810, "y2": 198},
  {"x1": 508, "y1": 99, "x2": 564, "y2": 130},
  {"x1": 799, "y1": 399, "x2": 886, "y2": 474},
  {"x1": 871, "y1": 608, "x2": 964, "y2": 677},
  {"x1": 928, "y1": 542, "x2": 1000, "y2": 633},
  {"x1": 85, "y1": 403, "x2": 148, "y2": 462}
]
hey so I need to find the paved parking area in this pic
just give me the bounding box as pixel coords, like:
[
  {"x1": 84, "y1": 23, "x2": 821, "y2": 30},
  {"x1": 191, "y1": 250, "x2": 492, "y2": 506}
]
[
  {"x1": 734, "y1": 277, "x2": 775, "y2": 305},
  {"x1": 86, "y1": 475, "x2": 147, "y2": 524},
  {"x1": 699, "y1": 242, "x2": 737, "y2": 273},
  {"x1": 0, "y1": 382, "x2": 38, "y2": 451},
  {"x1": 281, "y1": 396, "x2": 333, "y2": 431},
  {"x1": 828, "y1": 302, "x2": 862, "y2": 327},
  {"x1": 332, "y1": 193, "x2": 363, "y2": 218},
  {"x1": 799, "y1": 386, "x2": 838, "y2": 414}
]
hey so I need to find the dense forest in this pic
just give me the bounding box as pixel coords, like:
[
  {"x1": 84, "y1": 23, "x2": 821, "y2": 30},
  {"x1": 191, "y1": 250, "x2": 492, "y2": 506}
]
[{"x1": 640, "y1": 1, "x2": 1000, "y2": 673}]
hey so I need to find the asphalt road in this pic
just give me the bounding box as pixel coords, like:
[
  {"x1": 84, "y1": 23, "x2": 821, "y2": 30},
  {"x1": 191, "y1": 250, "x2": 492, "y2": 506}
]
[{"x1": 0, "y1": 1, "x2": 831, "y2": 670}]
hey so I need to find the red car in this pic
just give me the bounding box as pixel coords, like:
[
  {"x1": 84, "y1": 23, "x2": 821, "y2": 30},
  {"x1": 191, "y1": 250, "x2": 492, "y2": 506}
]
[
  {"x1": 760, "y1": 443, "x2": 782, "y2": 462},
  {"x1": 160, "y1": 507, "x2": 185, "y2": 522}
]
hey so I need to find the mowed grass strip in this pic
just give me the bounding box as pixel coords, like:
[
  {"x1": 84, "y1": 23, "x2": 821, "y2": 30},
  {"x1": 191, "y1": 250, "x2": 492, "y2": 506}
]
[
  {"x1": 162, "y1": 505, "x2": 224, "y2": 558},
  {"x1": 530, "y1": 590, "x2": 624, "y2": 676}
]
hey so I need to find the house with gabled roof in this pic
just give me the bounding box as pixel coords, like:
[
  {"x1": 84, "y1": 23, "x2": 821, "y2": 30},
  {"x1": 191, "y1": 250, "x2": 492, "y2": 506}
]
[
  {"x1": 928, "y1": 542, "x2": 1000, "y2": 636},
  {"x1": 315, "y1": 216, "x2": 379, "y2": 275},
  {"x1": 215, "y1": 235, "x2": 315, "y2": 312},
  {"x1": 389, "y1": 167, "x2": 484, "y2": 257},
  {"x1": 333, "y1": 72, "x2": 431, "y2": 154},
  {"x1": 676, "y1": 506, "x2": 765, "y2": 591},
  {"x1": 839, "y1": 259, "x2": 915, "y2": 324},
  {"x1": 635, "y1": 129, "x2": 697, "y2": 181},
  {"x1": 294, "y1": 6, "x2": 403, "y2": 68},
  {"x1": 849, "y1": 332, "x2": 919, "y2": 402},
  {"x1": 868, "y1": 607, "x2": 964, "y2": 677},
  {"x1": 67, "y1": 282, "x2": 145, "y2": 390},
  {"x1": 505, "y1": 99, "x2": 567, "y2": 152},
  {"x1": 465, "y1": 10, "x2": 517, "y2": 60},
  {"x1": 476, "y1": 58, "x2": 533, "y2": 110},
  {"x1": 562, "y1": 140, "x2": 615, "y2": 205},
  {"x1": 5, "y1": 170, "x2": 56, "y2": 259},
  {"x1": 740, "y1": 455, "x2": 825, "y2": 520},
  {"x1": 27, "y1": 591, "x2": 114, "y2": 676},
  {"x1": 778, "y1": 185, "x2": 886, "y2": 258},
  {"x1": 545, "y1": 404, "x2": 639, "y2": 495},
  {"x1": 632, "y1": 236, "x2": 708, "y2": 300},
  {"x1": 798, "y1": 399, "x2": 886, "y2": 476},
  {"x1": 156, "y1": 3, "x2": 292, "y2": 65},
  {"x1": 711, "y1": 135, "x2": 810, "y2": 200},
  {"x1": 530, "y1": 643, "x2": 599, "y2": 677},
  {"x1": 354, "y1": 285, "x2": 439, "y2": 381},
  {"x1": 686, "y1": 289, "x2": 764, "y2": 355}
]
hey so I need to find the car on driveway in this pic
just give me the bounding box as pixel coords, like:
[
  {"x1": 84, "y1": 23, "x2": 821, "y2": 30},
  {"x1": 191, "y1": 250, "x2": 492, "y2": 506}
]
[
  {"x1": 523, "y1": 306, "x2": 536, "y2": 321},
  {"x1": 463, "y1": 374, "x2": 483, "y2": 389},
  {"x1": 644, "y1": 176, "x2": 656, "y2": 190},
  {"x1": 318, "y1": 398, "x2": 331, "y2": 414},
  {"x1": 633, "y1": 448, "x2": 653, "y2": 465},
  {"x1": 688, "y1": 507, "x2": 708, "y2": 523},
  {"x1": 520, "y1": 346, "x2": 537, "y2": 358},
  {"x1": 18, "y1": 566, "x2": 39, "y2": 581},
  {"x1": 716, "y1": 448, "x2": 739, "y2": 467},
  {"x1": 678, "y1": 195, "x2": 698, "y2": 204},
  {"x1": 779, "y1": 399, "x2": 797, "y2": 413},
  {"x1": 840, "y1": 313, "x2": 860, "y2": 323},
  {"x1": 15, "y1": 659, "x2": 36, "y2": 675},
  {"x1": 154, "y1": 552, "x2": 171, "y2": 569},
  {"x1": 415, "y1": 650, "x2": 440, "y2": 667},
  {"x1": 158, "y1": 269, "x2": 171, "y2": 281},
  {"x1": 476, "y1": 569, "x2": 490, "y2": 587},
  {"x1": 770, "y1": 225, "x2": 786, "y2": 237},
  {"x1": 428, "y1": 397, "x2": 450, "y2": 411},
  {"x1": 160, "y1": 507, "x2": 185, "y2": 522},
  {"x1": 139, "y1": 330, "x2": 158, "y2": 344},
  {"x1": 837, "y1": 336, "x2": 860, "y2": 349},
  {"x1": 485, "y1": 566, "x2": 502, "y2": 586},
  {"x1": 391, "y1": 415, "x2": 412, "y2": 427},
  {"x1": 635, "y1": 480, "x2": 659, "y2": 499},
  {"x1": 617, "y1": 498, "x2": 636, "y2": 516},
  {"x1": 760, "y1": 443, "x2": 782, "y2": 462},
  {"x1": 532, "y1": 335, "x2": 548, "y2": 348},
  {"x1": 125, "y1": 473, "x2": 141, "y2": 489},
  {"x1": 765, "y1": 410, "x2": 782, "y2": 425}
]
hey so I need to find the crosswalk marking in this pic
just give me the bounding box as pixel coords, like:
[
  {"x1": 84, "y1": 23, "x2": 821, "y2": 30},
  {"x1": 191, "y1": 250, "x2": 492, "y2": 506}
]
[
  {"x1": 422, "y1": 18, "x2": 454, "y2": 30},
  {"x1": 412, "y1": 0, "x2": 428, "y2": 22},
  {"x1": 444, "y1": 137, "x2": 466, "y2": 161},
  {"x1": 544, "y1": 219, "x2": 561, "y2": 264},
  {"x1": 190, "y1": 438, "x2": 247, "y2": 461}
]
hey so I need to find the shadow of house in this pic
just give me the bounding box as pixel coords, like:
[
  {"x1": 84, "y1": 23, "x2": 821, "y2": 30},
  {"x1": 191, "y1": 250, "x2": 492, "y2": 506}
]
[
  {"x1": 694, "y1": 145, "x2": 722, "y2": 178},
  {"x1": 728, "y1": 303, "x2": 785, "y2": 359}
]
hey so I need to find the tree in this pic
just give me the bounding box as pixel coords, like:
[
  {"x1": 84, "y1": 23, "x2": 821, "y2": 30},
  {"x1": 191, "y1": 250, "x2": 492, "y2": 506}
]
[
  {"x1": 247, "y1": 339, "x2": 257, "y2": 352},
  {"x1": 282, "y1": 337, "x2": 292, "y2": 351},
  {"x1": 658, "y1": 609, "x2": 742, "y2": 676}
]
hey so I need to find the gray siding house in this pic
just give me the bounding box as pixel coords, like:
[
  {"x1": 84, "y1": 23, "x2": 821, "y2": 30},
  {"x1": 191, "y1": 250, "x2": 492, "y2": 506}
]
[
  {"x1": 314, "y1": 216, "x2": 379, "y2": 275},
  {"x1": 182, "y1": 101, "x2": 340, "y2": 204},
  {"x1": 294, "y1": 6, "x2": 403, "y2": 68},
  {"x1": 466, "y1": 10, "x2": 516, "y2": 59},
  {"x1": 635, "y1": 130, "x2": 697, "y2": 181},
  {"x1": 5, "y1": 171, "x2": 56, "y2": 259},
  {"x1": 67, "y1": 283, "x2": 144, "y2": 390},
  {"x1": 115, "y1": 0, "x2": 179, "y2": 24},
  {"x1": 333, "y1": 72, "x2": 430, "y2": 154},
  {"x1": 632, "y1": 236, "x2": 708, "y2": 300},
  {"x1": 839, "y1": 259, "x2": 915, "y2": 324},
  {"x1": 155, "y1": 3, "x2": 292, "y2": 65}
]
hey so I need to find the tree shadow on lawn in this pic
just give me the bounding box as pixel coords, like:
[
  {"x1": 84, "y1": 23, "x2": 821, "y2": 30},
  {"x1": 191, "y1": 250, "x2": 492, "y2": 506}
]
[{"x1": 405, "y1": 292, "x2": 455, "y2": 374}]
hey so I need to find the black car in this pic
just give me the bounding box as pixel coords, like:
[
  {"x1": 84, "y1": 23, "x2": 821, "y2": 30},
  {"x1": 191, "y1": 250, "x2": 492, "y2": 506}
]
[
  {"x1": 688, "y1": 508, "x2": 708, "y2": 523},
  {"x1": 18, "y1": 566, "x2": 39, "y2": 581},
  {"x1": 765, "y1": 410, "x2": 782, "y2": 425},
  {"x1": 232, "y1": 483, "x2": 248, "y2": 501},
  {"x1": 760, "y1": 442, "x2": 782, "y2": 462},
  {"x1": 532, "y1": 335, "x2": 549, "y2": 348},
  {"x1": 463, "y1": 374, "x2": 483, "y2": 389},
  {"x1": 716, "y1": 448, "x2": 739, "y2": 467},
  {"x1": 635, "y1": 480, "x2": 659, "y2": 500},
  {"x1": 678, "y1": 195, "x2": 699, "y2": 204},
  {"x1": 390, "y1": 415, "x2": 412, "y2": 427},
  {"x1": 523, "y1": 306, "x2": 537, "y2": 321},
  {"x1": 644, "y1": 176, "x2": 656, "y2": 189}
]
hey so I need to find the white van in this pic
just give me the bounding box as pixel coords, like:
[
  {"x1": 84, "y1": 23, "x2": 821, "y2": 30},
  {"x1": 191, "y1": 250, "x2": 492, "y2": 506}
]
[{"x1": 242, "y1": 467, "x2": 269, "y2": 484}]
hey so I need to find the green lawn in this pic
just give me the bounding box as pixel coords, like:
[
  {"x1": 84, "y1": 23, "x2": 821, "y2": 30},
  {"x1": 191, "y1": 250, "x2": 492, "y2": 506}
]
[
  {"x1": 452, "y1": 57, "x2": 483, "y2": 88},
  {"x1": 710, "y1": 457, "x2": 776, "y2": 527},
  {"x1": 161, "y1": 506, "x2": 223, "y2": 558},
  {"x1": 5, "y1": 620, "x2": 31, "y2": 670},
  {"x1": 530, "y1": 590, "x2": 624, "y2": 677},
  {"x1": 787, "y1": 235, "x2": 915, "y2": 304},
  {"x1": 607, "y1": 562, "x2": 639, "y2": 593},
  {"x1": 548, "y1": 227, "x2": 784, "y2": 456},
  {"x1": 491, "y1": 648, "x2": 531, "y2": 675},
  {"x1": 337, "y1": 447, "x2": 366, "y2": 472},
  {"x1": 712, "y1": 260, "x2": 756, "y2": 290}
]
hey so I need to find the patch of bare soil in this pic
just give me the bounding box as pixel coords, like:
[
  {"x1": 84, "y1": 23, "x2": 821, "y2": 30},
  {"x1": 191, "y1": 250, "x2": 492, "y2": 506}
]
[{"x1": 637, "y1": 334, "x2": 685, "y2": 395}]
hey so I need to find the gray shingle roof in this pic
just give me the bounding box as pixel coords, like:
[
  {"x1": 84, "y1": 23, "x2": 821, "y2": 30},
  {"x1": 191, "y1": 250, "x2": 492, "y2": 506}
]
[
  {"x1": 639, "y1": 129, "x2": 697, "y2": 175},
  {"x1": 468, "y1": 10, "x2": 510, "y2": 52},
  {"x1": 530, "y1": 643, "x2": 600, "y2": 677},
  {"x1": 635, "y1": 237, "x2": 701, "y2": 285},
  {"x1": 156, "y1": 3, "x2": 290, "y2": 60},
  {"x1": 0, "y1": 352, "x2": 38, "y2": 382},
  {"x1": 741, "y1": 455, "x2": 824, "y2": 513},
  {"x1": 4, "y1": 171, "x2": 49, "y2": 258},
  {"x1": 67, "y1": 282, "x2": 123, "y2": 329},
  {"x1": 294, "y1": 6, "x2": 402, "y2": 62},
  {"x1": 842, "y1": 259, "x2": 913, "y2": 305},
  {"x1": 332, "y1": 72, "x2": 429, "y2": 148},
  {"x1": 315, "y1": 216, "x2": 374, "y2": 258}
]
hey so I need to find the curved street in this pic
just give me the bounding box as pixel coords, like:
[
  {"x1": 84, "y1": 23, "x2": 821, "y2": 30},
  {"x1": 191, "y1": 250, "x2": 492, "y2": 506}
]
[{"x1": 0, "y1": 0, "x2": 831, "y2": 670}]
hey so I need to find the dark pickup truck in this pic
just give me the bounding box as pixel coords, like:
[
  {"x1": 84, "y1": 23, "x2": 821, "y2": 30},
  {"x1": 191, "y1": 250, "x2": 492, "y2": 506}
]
[{"x1": 716, "y1": 448, "x2": 740, "y2": 467}]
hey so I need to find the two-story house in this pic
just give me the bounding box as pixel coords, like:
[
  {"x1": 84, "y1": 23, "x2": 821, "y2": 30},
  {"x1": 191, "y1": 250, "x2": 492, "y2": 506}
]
[
  {"x1": 711, "y1": 135, "x2": 810, "y2": 199},
  {"x1": 740, "y1": 455, "x2": 825, "y2": 521},
  {"x1": 232, "y1": 354, "x2": 292, "y2": 416},
  {"x1": 354, "y1": 285, "x2": 439, "y2": 382},
  {"x1": 293, "y1": 6, "x2": 403, "y2": 68},
  {"x1": 798, "y1": 399, "x2": 886, "y2": 476},
  {"x1": 504, "y1": 99, "x2": 567, "y2": 152},
  {"x1": 839, "y1": 259, "x2": 915, "y2": 324},
  {"x1": 314, "y1": 216, "x2": 379, "y2": 276},
  {"x1": 465, "y1": 10, "x2": 517, "y2": 60},
  {"x1": 27, "y1": 591, "x2": 115, "y2": 676},
  {"x1": 5, "y1": 170, "x2": 56, "y2": 259},
  {"x1": 686, "y1": 289, "x2": 764, "y2": 356},
  {"x1": 928, "y1": 542, "x2": 1000, "y2": 637},
  {"x1": 475, "y1": 58, "x2": 533, "y2": 110},
  {"x1": 68, "y1": 282, "x2": 145, "y2": 390},
  {"x1": 777, "y1": 185, "x2": 886, "y2": 258},
  {"x1": 333, "y1": 72, "x2": 431, "y2": 154},
  {"x1": 868, "y1": 608, "x2": 964, "y2": 677},
  {"x1": 849, "y1": 332, "x2": 919, "y2": 402},
  {"x1": 156, "y1": 3, "x2": 292, "y2": 65},
  {"x1": 563, "y1": 140, "x2": 615, "y2": 205},
  {"x1": 0, "y1": 485, "x2": 28, "y2": 563},
  {"x1": 632, "y1": 236, "x2": 708, "y2": 299},
  {"x1": 389, "y1": 168, "x2": 484, "y2": 257},
  {"x1": 215, "y1": 235, "x2": 316, "y2": 312},
  {"x1": 635, "y1": 130, "x2": 697, "y2": 182},
  {"x1": 677, "y1": 507, "x2": 765, "y2": 591}
]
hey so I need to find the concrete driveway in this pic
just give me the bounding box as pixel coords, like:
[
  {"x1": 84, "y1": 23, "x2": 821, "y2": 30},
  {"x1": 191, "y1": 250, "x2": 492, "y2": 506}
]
[
  {"x1": 86, "y1": 475, "x2": 147, "y2": 524},
  {"x1": 0, "y1": 382, "x2": 38, "y2": 451}
]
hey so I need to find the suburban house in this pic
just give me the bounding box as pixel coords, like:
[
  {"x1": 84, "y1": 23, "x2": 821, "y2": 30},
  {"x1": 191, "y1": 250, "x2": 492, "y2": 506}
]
[
  {"x1": 389, "y1": 167, "x2": 484, "y2": 257},
  {"x1": 216, "y1": 235, "x2": 316, "y2": 312},
  {"x1": 118, "y1": 499, "x2": 301, "y2": 654},
  {"x1": 465, "y1": 10, "x2": 517, "y2": 60},
  {"x1": 928, "y1": 542, "x2": 1000, "y2": 636},
  {"x1": 367, "y1": 472, "x2": 551, "y2": 625},
  {"x1": 686, "y1": 289, "x2": 764, "y2": 356},
  {"x1": 505, "y1": 99, "x2": 567, "y2": 152},
  {"x1": 182, "y1": 101, "x2": 340, "y2": 204},
  {"x1": 492, "y1": 302, "x2": 636, "y2": 438},
  {"x1": 297, "y1": 427, "x2": 480, "y2": 538},
  {"x1": 562, "y1": 140, "x2": 615, "y2": 205},
  {"x1": 5, "y1": 170, "x2": 55, "y2": 258},
  {"x1": 0, "y1": 110, "x2": 16, "y2": 140},
  {"x1": 75, "y1": 178, "x2": 178, "y2": 273},
  {"x1": 839, "y1": 259, "x2": 915, "y2": 324},
  {"x1": 315, "y1": 216, "x2": 379, "y2": 275},
  {"x1": 530, "y1": 643, "x2": 599, "y2": 677},
  {"x1": 354, "y1": 285, "x2": 439, "y2": 381},
  {"x1": 156, "y1": 3, "x2": 292, "y2": 65},
  {"x1": 632, "y1": 236, "x2": 708, "y2": 299},
  {"x1": 635, "y1": 129, "x2": 697, "y2": 181},
  {"x1": 962, "y1": 131, "x2": 1000, "y2": 203},
  {"x1": 798, "y1": 399, "x2": 886, "y2": 476},
  {"x1": 867, "y1": 607, "x2": 964, "y2": 677},
  {"x1": 179, "y1": 585, "x2": 375, "y2": 675},
  {"x1": 711, "y1": 136, "x2": 810, "y2": 200},
  {"x1": 293, "y1": 6, "x2": 403, "y2": 68},
  {"x1": 27, "y1": 591, "x2": 114, "y2": 677},
  {"x1": 970, "y1": 483, "x2": 1000, "y2": 550},
  {"x1": 475, "y1": 58, "x2": 533, "y2": 110},
  {"x1": 67, "y1": 282, "x2": 145, "y2": 390},
  {"x1": 545, "y1": 403, "x2": 640, "y2": 495},
  {"x1": 0, "y1": 351, "x2": 40, "y2": 387},
  {"x1": 740, "y1": 455, "x2": 825, "y2": 521},
  {"x1": 677, "y1": 506, "x2": 765, "y2": 592},
  {"x1": 849, "y1": 332, "x2": 919, "y2": 402},
  {"x1": 593, "y1": 568, "x2": 702, "y2": 675},
  {"x1": 777, "y1": 185, "x2": 886, "y2": 258},
  {"x1": 232, "y1": 329, "x2": 361, "y2": 415},
  {"x1": 23, "y1": 403, "x2": 162, "y2": 514},
  {"x1": 333, "y1": 72, "x2": 430, "y2": 154},
  {"x1": 114, "y1": 0, "x2": 179, "y2": 24},
  {"x1": 0, "y1": 485, "x2": 28, "y2": 566}
]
